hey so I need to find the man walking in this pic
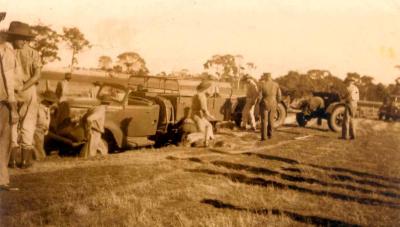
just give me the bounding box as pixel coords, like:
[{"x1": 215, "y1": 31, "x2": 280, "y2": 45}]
[
  {"x1": 5, "y1": 21, "x2": 41, "y2": 168},
  {"x1": 0, "y1": 12, "x2": 19, "y2": 191},
  {"x1": 341, "y1": 76, "x2": 359, "y2": 140},
  {"x1": 240, "y1": 75, "x2": 259, "y2": 131},
  {"x1": 258, "y1": 73, "x2": 281, "y2": 140}
]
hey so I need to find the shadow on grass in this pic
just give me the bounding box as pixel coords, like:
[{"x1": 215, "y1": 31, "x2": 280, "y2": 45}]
[
  {"x1": 186, "y1": 168, "x2": 400, "y2": 209},
  {"x1": 244, "y1": 152, "x2": 400, "y2": 190},
  {"x1": 211, "y1": 161, "x2": 400, "y2": 200},
  {"x1": 201, "y1": 199, "x2": 361, "y2": 227}
]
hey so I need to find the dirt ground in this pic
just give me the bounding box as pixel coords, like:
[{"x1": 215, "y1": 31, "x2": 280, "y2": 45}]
[{"x1": 1, "y1": 118, "x2": 400, "y2": 227}]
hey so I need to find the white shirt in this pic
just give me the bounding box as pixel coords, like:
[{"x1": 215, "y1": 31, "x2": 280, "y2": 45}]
[{"x1": 346, "y1": 84, "x2": 359, "y2": 102}]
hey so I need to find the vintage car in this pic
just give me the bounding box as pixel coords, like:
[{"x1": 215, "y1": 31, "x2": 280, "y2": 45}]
[
  {"x1": 128, "y1": 75, "x2": 288, "y2": 131},
  {"x1": 47, "y1": 82, "x2": 160, "y2": 154},
  {"x1": 378, "y1": 95, "x2": 400, "y2": 121},
  {"x1": 295, "y1": 92, "x2": 346, "y2": 132}
]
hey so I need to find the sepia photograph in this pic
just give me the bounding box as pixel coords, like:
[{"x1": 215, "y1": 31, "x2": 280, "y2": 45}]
[{"x1": 1, "y1": 0, "x2": 400, "y2": 226}]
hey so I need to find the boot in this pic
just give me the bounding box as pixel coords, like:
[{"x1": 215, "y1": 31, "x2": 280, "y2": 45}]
[
  {"x1": 8, "y1": 146, "x2": 20, "y2": 168},
  {"x1": 20, "y1": 148, "x2": 33, "y2": 169}
]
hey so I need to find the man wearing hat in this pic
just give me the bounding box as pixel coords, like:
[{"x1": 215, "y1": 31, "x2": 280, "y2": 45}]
[
  {"x1": 4, "y1": 21, "x2": 42, "y2": 168},
  {"x1": 341, "y1": 75, "x2": 359, "y2": 140},
  {"x1": 0, "y1": 12, "x2": 19, "y2": 191},
  {"x1": 32, "y1": 91, "x2": 58, "y2": 160},
  {"x1": 240, "y1": 74, "x2": 259, "y2": 131},
  {"x1": 258, "y1": 73, "x2": 281, "y2": 140},
  {"x1": 191, "y1": 80, "x2": 216, "y2": 145}
]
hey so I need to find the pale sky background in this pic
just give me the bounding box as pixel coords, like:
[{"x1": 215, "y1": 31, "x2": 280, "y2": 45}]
[{"x1": 1, "y1": 0, "x2": 400, "y2": 84}]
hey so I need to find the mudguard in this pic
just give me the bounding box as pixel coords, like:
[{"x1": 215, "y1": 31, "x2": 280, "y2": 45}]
[
  {"x1": 104, "y1": 120, "x2": 124, "y2": 148},
  {"x1": 326, "y1": 102, "x2": 345, "y2": 114}
]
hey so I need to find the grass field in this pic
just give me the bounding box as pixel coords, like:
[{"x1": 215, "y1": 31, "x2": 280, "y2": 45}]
[{"x1": 1, "y1": 118, "x2": 399, "y2": 226}]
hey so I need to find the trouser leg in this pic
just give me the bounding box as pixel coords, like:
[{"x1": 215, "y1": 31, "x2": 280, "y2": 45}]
[
  {"x1": 260, "y1": 109, "x2": 267, "y2": 140},
  {"x1": 349, "y1": 103, "x2": 356, "y2": 139},
  {"x1": 268, "y1": 107, "x2": 276, "y2": 138},
  {"x1": 0, "y1": 104, "x2": 11, "y2": 185},
  {"x1": 19, "y1": 91, "x2": 38, "y2": 150},
  {"x1": 33, "y1": 129, "x2": 46, "y2": 160},
  {"x1": 11, "y1": 122, "x2": 18, "y2": 148},
  {"x1": 342, "y1": 107, "x2": 349, "y2": 139},
  {"x1": 249, "y1": 103, "x2": 256, "y2": 129},
  {"x1": 204, "y1": 119, "x2": 214, "y2": 140},
  {"x1": 241, "y1": 102, "x2": 250, "y2": 127}
]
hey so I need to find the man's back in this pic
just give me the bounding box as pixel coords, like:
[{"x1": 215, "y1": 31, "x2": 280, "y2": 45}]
[{"x1": 259, "y1": 79, "x2": 281, "y2": 109}]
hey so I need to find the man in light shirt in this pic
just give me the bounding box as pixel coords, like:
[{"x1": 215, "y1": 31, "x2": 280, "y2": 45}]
[
  {"x1": 5, "y1": 21, "x2": 42, "y2": 169},
  {"x1": 240, "y1": 75, "x2": 258, "y2": 131},
  {"x1": 0, "y1": 12, "x2": 19, "y2": 191},
  {"x1": 341, "y1": 76, "x2": 359, "y2": 140}
]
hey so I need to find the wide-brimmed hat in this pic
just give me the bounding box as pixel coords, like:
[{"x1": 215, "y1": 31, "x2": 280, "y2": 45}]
[
  {"x1": 344, "y1": 77, "x2": 356, "y2": 83},
  {"x1": 196, "y1": 80, "x2": 212, "y2": 92},
  {"x1": 2, "y1": 21, "x2": 35, "y2": 40},
  {"x1": 41, "y1": 91, "x2": 58, "y2": 103}
]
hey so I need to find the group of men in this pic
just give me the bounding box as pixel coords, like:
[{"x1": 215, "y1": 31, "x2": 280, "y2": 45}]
[
  {"x1": 239, "y1": 73, "x2": 359, "y2": 140},
  {"x1": 0, "y1": 15, "x2": 52, "y2": 190},
  {"x1": 239, "y1": 73, "x2": 282, "y2": 140}
]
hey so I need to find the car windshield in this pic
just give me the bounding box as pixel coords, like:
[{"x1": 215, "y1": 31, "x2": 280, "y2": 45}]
[{"x1": 97, "y1": 85, "x2": 126, "y2": 103}]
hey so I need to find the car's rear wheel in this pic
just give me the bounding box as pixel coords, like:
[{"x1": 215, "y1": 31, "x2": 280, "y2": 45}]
[
  {"x1": 328, "y1": 105, "x2": 345, "y2": 132},
  {"x1": 274, "y1": 103, "x2": 287, "y2": 128}
]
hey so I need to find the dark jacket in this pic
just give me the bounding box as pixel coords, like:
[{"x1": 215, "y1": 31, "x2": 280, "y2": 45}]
[{"x1": 258, "y1": 79, "x2": 281, "y2": 111}]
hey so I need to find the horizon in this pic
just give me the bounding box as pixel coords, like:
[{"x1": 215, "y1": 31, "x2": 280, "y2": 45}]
[{"x1": 1, "y1": 0, "x2": 400, "y2": 84}]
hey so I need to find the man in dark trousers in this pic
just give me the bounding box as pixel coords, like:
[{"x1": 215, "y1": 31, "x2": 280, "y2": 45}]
[
  {"x1": 0, "y1": 12, "x2": 19, "y2": 191},
  {"x1": 258, "y1": 73, "x2": 281, "y2": 140}
]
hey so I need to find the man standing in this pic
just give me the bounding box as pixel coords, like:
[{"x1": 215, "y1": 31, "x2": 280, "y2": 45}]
[
  {"x1": 258, "y1": 73, "x2": 281, "y2": 140},
  {"x1": 341, "y1": 76, "x2": 359, "y2": 140},
  {"x1": 0, "y1": 12, "x2": 19, "y2": 190},
  {"x1": 240, "y1": 75, "x2": 259, "y2": 131},
  {"x1": 56, "y1": 73, "x2": 72, "y2": 102},
  {"x1": 6, "y1": 21, "x2": 41, "y2": 168}
]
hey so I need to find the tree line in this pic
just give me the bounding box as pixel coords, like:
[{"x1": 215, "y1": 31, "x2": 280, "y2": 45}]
[{"x1": 29, "y1": 24, "x2": 397, "y2": 102}]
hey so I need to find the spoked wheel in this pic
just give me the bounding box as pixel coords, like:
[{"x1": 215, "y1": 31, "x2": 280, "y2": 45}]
[{"x1": 328, "y1": 105, "x2": 345, "y2": 132}]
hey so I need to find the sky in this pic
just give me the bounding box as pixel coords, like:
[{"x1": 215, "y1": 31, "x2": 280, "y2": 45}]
[{"x1": 1, "y1": 0, "x2": 400, "y2": 84}]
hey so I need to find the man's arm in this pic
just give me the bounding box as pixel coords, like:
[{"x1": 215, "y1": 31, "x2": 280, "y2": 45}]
[
  {"x1": 276, "y1": 86, "x2": 282, "y2": 102},
  {"x1": 1, "y1": 50, "x2": 18, "y2": 124},
  {"x1": 199, "y1": 94, "x2": 214, "y2": 120},
  {"x1": 21, "y1": 50, "x2": 42, "y2": 91}
]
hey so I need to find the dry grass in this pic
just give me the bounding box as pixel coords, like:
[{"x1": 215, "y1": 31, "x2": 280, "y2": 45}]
[{"x1": 1, "y1": 118, "x2": 400, "y2": 226}]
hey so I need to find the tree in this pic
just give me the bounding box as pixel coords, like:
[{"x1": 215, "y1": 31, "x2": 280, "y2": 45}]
[
  {"x1": 98, "y1": 55, "x2": 112, "y2": 70},
  {"x1": 116, "y1": 52, "x2": 148, "y2": 75},
  {"x1": 203, "y1": 54, "x2": 244, "y2": 88},
  {"x1": 30, "y1": 24, "x2": 61, "y2": 65},
  {"x1": 62, "y1": 27, "x2": 91, "y2": 71}
]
